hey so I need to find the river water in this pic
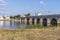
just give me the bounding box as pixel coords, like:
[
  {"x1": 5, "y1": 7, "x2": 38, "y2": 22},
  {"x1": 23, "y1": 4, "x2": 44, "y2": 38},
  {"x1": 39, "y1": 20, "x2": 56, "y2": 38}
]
[{"x1": 0, "y1": 21, "x2": 26, "y2": 28}]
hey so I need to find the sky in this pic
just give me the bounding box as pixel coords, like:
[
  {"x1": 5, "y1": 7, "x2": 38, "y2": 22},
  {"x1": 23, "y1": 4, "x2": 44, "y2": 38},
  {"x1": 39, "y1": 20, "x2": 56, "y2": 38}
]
[{"x1": 0, "y1": 0, "x2": 60, "y2": 16}]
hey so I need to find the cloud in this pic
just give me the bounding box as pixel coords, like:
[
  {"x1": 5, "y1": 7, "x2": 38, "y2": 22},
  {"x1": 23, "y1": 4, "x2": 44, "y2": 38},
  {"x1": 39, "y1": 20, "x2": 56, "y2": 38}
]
[
  {"x1": 40, "y1": 1, "x2": 44, "y2": 4},
  {"x1": 40, "y1": 1, "x2": 48, "y2": 5},
  {"x1": 0, "y1": 0, "x2": 7, "y2": 6}
]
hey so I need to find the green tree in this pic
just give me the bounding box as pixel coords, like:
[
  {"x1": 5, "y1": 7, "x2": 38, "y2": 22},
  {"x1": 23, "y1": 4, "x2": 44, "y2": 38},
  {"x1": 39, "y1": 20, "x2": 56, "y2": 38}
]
[
  {"x1": 24, "y1": 13, "x2": 31, "y2": 17},
  {"x1": 14, "y1": 15, "x2": 21, "y2": 19}
]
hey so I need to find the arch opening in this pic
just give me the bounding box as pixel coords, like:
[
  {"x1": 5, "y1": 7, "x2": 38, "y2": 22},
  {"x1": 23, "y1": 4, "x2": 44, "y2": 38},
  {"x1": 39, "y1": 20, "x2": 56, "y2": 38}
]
[
  {"x1": 32, "y1": 18, "x2": 34, "y2": 25},
  {"x1": 51, "y1": 18, "x2": 57, "y2": 26},
  {"x1": 27, "y1": 18, "x2": 30, "y2": 25},
  {"x1": 37, "y1": 18, "x2": 40, "y2": 24},
  {"x1": 43, "y1": 18, "x2": 47, "y2": 26}
]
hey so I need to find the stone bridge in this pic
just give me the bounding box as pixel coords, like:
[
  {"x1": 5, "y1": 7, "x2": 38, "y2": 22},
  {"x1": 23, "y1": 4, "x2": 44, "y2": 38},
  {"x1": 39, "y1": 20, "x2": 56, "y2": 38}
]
[{"x1": 20, "y1": 14, "x2": 60, "y2": 26}]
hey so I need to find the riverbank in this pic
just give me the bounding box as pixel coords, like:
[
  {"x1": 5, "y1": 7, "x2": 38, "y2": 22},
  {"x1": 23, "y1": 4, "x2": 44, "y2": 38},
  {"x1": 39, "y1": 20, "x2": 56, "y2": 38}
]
[{"x1": 0, "y1": 27, "x2": 60, "y2": 40}]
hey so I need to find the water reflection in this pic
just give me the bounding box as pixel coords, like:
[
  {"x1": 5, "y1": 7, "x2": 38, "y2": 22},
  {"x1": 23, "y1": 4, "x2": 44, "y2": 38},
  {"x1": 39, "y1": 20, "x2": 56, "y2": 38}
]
[
  {"x1": 0, "y1": 21, "x2": 4, "y2": 28},
  {"x1": 0, "y1": 21, "x2": 26, "y2": 28}
]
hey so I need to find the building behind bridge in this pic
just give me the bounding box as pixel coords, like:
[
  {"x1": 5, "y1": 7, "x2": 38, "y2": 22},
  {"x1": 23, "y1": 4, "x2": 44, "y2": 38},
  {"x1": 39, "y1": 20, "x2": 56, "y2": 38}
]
[{"x1": 0, "y1": 16, "x2": 10, "y2": 20}]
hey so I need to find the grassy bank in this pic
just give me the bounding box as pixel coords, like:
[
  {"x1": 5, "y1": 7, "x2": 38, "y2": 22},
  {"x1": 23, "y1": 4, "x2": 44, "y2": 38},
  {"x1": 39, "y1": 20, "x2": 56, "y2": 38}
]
[
  {"x1": 25, "y1": 24, "x2": 58, "y2": 29},
  {"x1": 0, "y1": 27, "x2": 60, "y2": 40}
]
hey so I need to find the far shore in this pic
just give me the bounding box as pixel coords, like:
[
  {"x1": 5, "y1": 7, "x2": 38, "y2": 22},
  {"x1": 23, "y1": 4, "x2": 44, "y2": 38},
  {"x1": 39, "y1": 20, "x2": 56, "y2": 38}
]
[{"x1": 0, "y1": 19, "x2": 20, "y2": 22}]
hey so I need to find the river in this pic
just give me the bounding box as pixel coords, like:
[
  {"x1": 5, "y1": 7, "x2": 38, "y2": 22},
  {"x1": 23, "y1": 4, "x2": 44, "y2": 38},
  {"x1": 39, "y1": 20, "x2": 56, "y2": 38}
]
[{"x1": 0, "y1": 21, "x2": 26, "y2": 28}]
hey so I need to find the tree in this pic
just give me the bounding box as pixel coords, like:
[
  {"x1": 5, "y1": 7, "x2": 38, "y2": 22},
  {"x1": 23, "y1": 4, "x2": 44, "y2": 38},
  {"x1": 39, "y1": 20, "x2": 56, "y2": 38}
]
[
  {"x1": 10, "y1": 16, "x2": 13, "y2": 19},
  {"x1": 14, "y1": 15, "x2": 21, "y2": 19},
  {"x1": 24, "y1": 13, "x2": 31, "y2": 17}
]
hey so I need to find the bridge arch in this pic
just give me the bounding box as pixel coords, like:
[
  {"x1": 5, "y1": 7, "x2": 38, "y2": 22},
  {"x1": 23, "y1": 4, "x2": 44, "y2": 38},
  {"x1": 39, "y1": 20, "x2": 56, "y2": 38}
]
[
  {"x1": 32, "y1": 18, "x2": 35, "y2": 25},
  {"x1": 37, "y1": 18, "x2": 40, "y2": 24},
  {"x1": 43, "y1": 18, "x2": 47, "y2": 26},
  {"x1": 51, "y1": 18, "x2": 57, "y2": 26},
  {"x1": 27, "y1": 18, "x2": 30, "y2": 25}
]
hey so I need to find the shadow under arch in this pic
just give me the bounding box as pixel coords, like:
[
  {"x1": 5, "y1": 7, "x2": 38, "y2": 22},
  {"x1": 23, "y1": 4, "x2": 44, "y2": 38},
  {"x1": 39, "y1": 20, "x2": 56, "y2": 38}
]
[
  {"x1": 51, "y1": 18, "x2": 57, "y2": 26},
  {"x1": 27, "y1": 18, "x2": 30, "y2": 25},
  {"x1": 32, "y1": 18, "x2": 34, "y2": 25},
  {"x1": 43, "y1": 18, "x2": 47, "y2": 26},
  {"x1": 21, "y1": 18, "x2": 22, "y2": 24},
  {"x1": 37, "y1": 18, "x2": 40, "y2": 24}
]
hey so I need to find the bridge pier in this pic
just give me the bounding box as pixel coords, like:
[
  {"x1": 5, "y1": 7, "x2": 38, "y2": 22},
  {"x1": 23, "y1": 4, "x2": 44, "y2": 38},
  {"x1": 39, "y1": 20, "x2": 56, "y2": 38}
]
[
  {"x1": 29, "y1": 18, "x2": 32, "y2": 25},
  {"x1": 20, "y1": 18, "x2": 21, "y2": 24},
  {"x1": 57, "y1": 18, "x2": 60, "y2": 26},
  {"x1": 40, "y1": 19, "x2": 43, "y2": 26},
  {"x1": 34, "y1": 18, "x2": 37, "y2": 25},
  {"x1": 24, "y1": 18, "x2": 27, "y2": 24},
  {"x1": 47, "y1": 19, "x2": 51, "y2": 26}
]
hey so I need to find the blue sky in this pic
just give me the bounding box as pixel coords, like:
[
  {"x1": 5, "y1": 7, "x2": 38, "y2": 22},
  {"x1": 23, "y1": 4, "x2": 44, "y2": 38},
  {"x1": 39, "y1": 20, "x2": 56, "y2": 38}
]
[{"x1": 0, "y1": 0, "x2": 60, "y2": 16}]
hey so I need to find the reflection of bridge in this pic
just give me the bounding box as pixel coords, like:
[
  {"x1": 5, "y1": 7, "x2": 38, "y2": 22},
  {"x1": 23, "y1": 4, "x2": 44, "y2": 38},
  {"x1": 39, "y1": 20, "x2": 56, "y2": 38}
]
[{"x1": 20, "y1": 14, "x2": 60, "y2": 26}]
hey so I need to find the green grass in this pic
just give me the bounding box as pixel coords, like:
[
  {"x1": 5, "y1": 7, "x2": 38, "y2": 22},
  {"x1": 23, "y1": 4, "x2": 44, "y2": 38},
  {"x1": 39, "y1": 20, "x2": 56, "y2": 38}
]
[
  {"x1": 26, "y1": 24, "x2": 40, "y2": 28},
  {"x1": 25, "y1": 24, "x2": 57, "y2": 29}
]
